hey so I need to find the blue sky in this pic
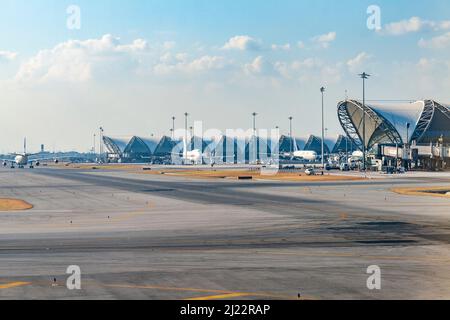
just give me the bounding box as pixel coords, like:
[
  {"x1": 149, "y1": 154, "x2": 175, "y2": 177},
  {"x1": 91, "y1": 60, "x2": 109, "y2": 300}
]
[
  {"x1": 1, "y1": 0, "x2": 450, "y2": 152},
  {"x1": 2, "y1": 0, "x2": 449, "y2": 56}
]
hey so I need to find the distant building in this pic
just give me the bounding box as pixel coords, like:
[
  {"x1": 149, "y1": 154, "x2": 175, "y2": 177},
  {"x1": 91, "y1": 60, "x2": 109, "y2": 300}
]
[
  {"x1": 103, "y1": 133, "x2": 357, "y2": 164},
  {"x1": 338, "y1": 99, "x2": 450, "y2": 170},
  {"x1": 338, "y1": 99, "x2": 450, "y2": 151}
]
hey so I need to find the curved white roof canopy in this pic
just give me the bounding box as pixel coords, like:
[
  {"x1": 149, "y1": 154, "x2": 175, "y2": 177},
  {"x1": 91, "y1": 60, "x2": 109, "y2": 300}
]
[
  {"x1": 134, "y1": 136, "x2": 160, "y2": 154},
  {"x1": 103, "y1": 136, "x2": 133, "y2": 154},
  {"x1": 368, "y1": 101, "x2": 425, "y2": 142},
  {"x1": 337, "y1": 100, "x2": 427, "y2": 150}
]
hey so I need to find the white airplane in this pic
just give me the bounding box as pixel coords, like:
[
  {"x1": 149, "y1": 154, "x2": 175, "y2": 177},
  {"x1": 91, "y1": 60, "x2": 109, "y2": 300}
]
[
  {"x1": 281, "y1": 150, "x2": 318, "y2": 162},
  {"x1": 352, "y1": 150, "x2": 364, "y2": 158},
  {"x1": 348, "y1": 150, "x2": 364, "y2": 163},
  {"x1": 277, "y1": 139, "x2": 319, "y2": 162},
  {"x1": 183, "y1": 149, "x2": 203, "y2": 165},
  {"x1": 174, "y1": 139, "x2": 238, "y2": 165},
  {"x1": 177, "y1": 149, "x2": 236, "y2": 165},
  {"x1": 2, "y1": 138, "x2": 66, "y2": 169}
]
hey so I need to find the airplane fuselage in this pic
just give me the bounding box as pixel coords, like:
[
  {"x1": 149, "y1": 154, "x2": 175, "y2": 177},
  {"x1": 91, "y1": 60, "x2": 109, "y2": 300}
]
[
  {"x1": 285, "y1": 151, "x2": 318, "y2": 161},
  {"x1": 14, "y1": 154, "x2": 29, "y2": 166},
  {"x1": 184, "y1": 149, "x2": 202, "y2": 164}
]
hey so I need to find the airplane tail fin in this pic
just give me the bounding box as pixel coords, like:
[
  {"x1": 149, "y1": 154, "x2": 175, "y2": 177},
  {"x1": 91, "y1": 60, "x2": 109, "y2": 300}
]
[{"x1": 24, "y1": 137, "x2": 27, "y2": 154}]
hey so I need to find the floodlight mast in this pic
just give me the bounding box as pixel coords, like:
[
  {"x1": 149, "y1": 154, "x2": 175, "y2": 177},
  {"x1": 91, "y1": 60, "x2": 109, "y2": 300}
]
[
  {"x1": 358, "y1": 72, "x2": 370, "y2": 171},
  {"x1": 320, "y1": 87, "x2": 326, "y2": 169},
  {"x1": 184, "y1": 113, "x2": 189, "y2": 161},
  {"x1": 172, "y1": 116, "x2": 176, "y2": 140},
  {"x1": 288, "y1": 116, "x2": 293, "y2": 152}
]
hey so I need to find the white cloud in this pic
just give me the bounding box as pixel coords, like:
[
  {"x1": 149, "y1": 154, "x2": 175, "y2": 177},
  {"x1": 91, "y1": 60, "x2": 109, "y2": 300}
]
[
  {"x1": 383, "y1": 17, "x2": 425, "y2": 36},
  {"x1": 347, "y1": 52, "x2": 372, "y2": 73},
  {"x1": 244, "y1": 56, "x2": 286, "y2": 78},
  {"x1": 417, "y1": 58, "x2": 437, "y2": 70},
  {"x1": 312, "y1": 32, "x2": 336, "y2": 48},
  {"x1": 244, "y1": 56, "x2": 265, "y2": 75},
  {"x1": 273, "y1": 58, "x2": 323, "y2": 79},
  {"x1": 383, "y1": 17, "x2": 450, "y2": 36},
  {"x1": 418, "y1": 31, "x2": 450, "y2": 49},
  {"x1": 187, "y1": 55, "x2": 226, "y2": 72},
  {"x1": 0, "y1": 51, "x2": 18, "y2": 61},
  {"x1": 162, "y1": 41, "x2": 176, "y2": 50},
  {"x1": 15, "y1": 34, "x2": 148, "y2": 83},
  {"x1": 116, "y1": 38, "x2": 148, "y2": 52},
  {"x1": 271, "y1": 43, "x2": 291, "y2": 51},
  {"x1": 175, "y1": 53, "x2": 188, "y2": 62},
  {"x1": 153, "y1": 55, "x2": 227, "y2": 75},
  {"x1": 297, "y1": 41, "x2": 305, "y2": 49},
  {"x1": 292, "y1": 58, "x2": 323, "y2": 70},
  {"x1": 223, "y1": 35, "x2": 261, "y2": 51},
  {"x1": 273, "y1": 57, "x2": 341, "y2": 84}
]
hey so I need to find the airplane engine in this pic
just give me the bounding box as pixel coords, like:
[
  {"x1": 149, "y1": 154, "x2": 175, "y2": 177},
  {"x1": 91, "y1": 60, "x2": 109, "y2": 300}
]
[{"x1": 54, "y1": 159, "x2": 59, "y2": 164}]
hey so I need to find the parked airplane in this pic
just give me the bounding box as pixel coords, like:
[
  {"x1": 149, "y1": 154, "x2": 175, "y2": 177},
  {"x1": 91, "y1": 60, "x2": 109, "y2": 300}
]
[
  {"x1": 182, "y1": 149, "x2": 203, "y2": 165},
  {"x1": 2, "y1": 138, "x2": 66, "y2": 169},
  {"x1": 172, "y1": 139, "x2": 240, "y2": 165},
  {"x1": 278, "y1": 139, "x2": 319, "y2": 162},
  {"x1": 177, "y1": 149, "x2": 236, "y2": 165},
  {"x1": 281, "y1": 150, "x2": 318, "y2": 162}
]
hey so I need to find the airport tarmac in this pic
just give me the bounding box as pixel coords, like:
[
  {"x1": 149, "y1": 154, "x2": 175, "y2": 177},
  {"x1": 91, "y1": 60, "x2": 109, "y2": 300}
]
[{"x1": 1, "y1": 166, "x2": 450, "y2": 300}]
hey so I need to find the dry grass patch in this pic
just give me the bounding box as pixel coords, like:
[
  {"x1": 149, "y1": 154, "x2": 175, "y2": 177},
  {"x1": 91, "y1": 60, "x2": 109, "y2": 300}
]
[
  {"x1": 0, "y1": 199, "x2": 33, "y2": 211},
  {"x1": 55, "y1": 163, "x2": 144, "y2": 171},
  {"x1": 392, "y1": 187, "x2": 450, "y2": 198},
  {"x1": 146, "y1": 170, "x2": 365, "y2": 182}
]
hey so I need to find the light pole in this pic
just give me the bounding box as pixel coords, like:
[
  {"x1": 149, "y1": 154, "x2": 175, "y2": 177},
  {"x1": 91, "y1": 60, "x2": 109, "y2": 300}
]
[
  {"x1": 99, "y1": 127, "x2": 104, "y2": 163},
  {"x1": 359, "y1": 72, "x2": 370, "y2": 171},
  {"x1": 320, "y1": 87, "x2": 325, "y2": 169},
  {"x1": 93, "y1": 134, "x2": 96, "y2": 155},
  {"x1": 288, "y1": 116, "x2": 293, "y2": 153},
  {"x1": 252, "y1": 112, "x2": 258, "y2": 136},
  {"x1": 251, "y1": 112, "x2": 258, "y2": 163},
  {"x1": 406, "y1": 122, "x2": 410, "y2": 148},
  {"x1": 184, "y1": 113, "x2": 189, "y2": 160},
  {"x1": 345, "y1": 136, "x2": 349, "y2": 162},
  {"x1": 406, "y1": 122, "x2": 411, "y2": 169},
  {"x1": 172, "y1": 116, "x2": 176, "y2": 140}
]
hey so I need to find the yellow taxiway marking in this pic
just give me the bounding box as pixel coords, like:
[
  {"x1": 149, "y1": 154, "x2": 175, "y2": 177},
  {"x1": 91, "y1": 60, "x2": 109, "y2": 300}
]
[
  {"x1": 186, "y1": 293, "x2": 251, "y2": 300},
  {"x1": 0, "y1": 282, "x2": 31, "y2": 289},
  {"x1": 104, "y1": 284, "x2": 300, "y2": 300},
  {"x1": 104, "y1": 284, "x2": 233, "y2": 294}
]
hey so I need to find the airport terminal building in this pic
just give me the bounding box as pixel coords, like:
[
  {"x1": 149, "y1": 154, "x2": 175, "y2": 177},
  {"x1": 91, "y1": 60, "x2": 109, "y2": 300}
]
[
  {"x1": 102, "y1": 134, "x2": 356, "y2": 164},
  {"x1": 101, "y1": 99, "x2": 449, "y2": 169},
  {"x1": 337, "y1": 99, "x2": 450, "y2": 169}
]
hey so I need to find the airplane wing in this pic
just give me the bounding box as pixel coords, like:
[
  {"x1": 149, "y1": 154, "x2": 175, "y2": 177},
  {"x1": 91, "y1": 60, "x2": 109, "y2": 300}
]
[
  {"x1": 209, "y1": 155, "x2": 236, "y2": 159},
  {"x1": 1, "y1": 159, "x2": 15, "y2": 167},
  {"x1": 28, "y1": 155, "x2": 73, "y2": 163}
]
